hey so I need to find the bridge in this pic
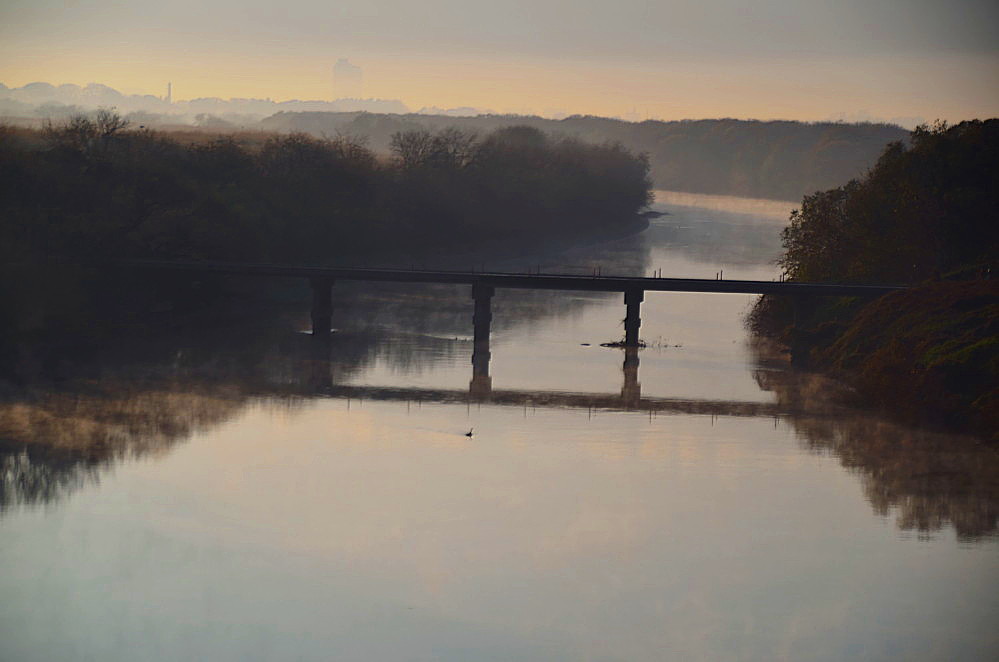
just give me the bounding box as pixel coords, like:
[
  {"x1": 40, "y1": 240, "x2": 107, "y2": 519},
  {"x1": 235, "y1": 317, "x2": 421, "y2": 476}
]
[
  {"x1": 115, "y1": 259, "x2": 905, "y2": 384},
  {"x1": 115, "y1": 259, "x2": 903, "y2": 331}
]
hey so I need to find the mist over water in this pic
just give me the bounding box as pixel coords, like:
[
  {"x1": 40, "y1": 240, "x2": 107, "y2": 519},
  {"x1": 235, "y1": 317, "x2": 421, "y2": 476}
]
[{"x1": 1, "y1": 193, "x2": 996, "y2": 661}]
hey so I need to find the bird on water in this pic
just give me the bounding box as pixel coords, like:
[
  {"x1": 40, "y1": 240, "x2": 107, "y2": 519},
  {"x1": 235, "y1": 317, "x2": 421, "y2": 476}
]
[{"x1": 465, "y1": 428, "x2": 474, "y2": 437}]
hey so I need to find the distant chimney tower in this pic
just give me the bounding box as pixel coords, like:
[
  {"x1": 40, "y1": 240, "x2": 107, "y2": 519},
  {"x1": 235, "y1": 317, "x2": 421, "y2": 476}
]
[
  {"x1": 166, "y1": 82, "x2": 172, "y2": 104},
  {"x1": 333, "y1": 59, "x2": 363, "y2": 99}
]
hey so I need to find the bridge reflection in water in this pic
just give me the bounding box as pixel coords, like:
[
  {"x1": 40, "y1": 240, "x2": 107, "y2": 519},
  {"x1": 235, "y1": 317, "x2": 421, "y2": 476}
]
[
  {"x1": 5, "y1": 323, "x2": 994, "y2": 541},
  {"x1": 308, "y1": 335, "x2": 784, "y2": 418}
]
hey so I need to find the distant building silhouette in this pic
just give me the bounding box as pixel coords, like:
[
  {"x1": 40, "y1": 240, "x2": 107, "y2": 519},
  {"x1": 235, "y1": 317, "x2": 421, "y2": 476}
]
[
  {"x1": 333, "y1": 58, "x2": 362, "y2": 99},
  {"x1": 165, "y1": 82, "x2": 172, "y2": 104}
]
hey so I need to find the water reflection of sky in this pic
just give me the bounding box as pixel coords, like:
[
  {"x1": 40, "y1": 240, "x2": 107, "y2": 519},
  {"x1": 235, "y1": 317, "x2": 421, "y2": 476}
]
[
  {"x1": 3, "y1": 402, "x2": 996, "y2": 661},
  {"x1": 1, "y1": 193, "x2": 997, "y2": 662}
]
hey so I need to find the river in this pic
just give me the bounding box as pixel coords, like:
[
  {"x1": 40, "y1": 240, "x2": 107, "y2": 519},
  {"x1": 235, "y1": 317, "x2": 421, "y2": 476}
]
[{"x1": 1, "y1": 192, "x2": 996, "y2": 661}]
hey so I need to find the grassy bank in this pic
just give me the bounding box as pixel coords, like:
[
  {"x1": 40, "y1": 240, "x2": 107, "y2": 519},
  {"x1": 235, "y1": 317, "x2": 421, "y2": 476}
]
[{"x1": 790, "y1": 281, "x2": 997, "y2": 440}]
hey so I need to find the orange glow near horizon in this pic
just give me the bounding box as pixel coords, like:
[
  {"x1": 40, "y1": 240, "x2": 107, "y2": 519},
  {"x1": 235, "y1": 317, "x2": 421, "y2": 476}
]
[{"x1": 2, "y1": 45, "x2": 997, "y2": 125}]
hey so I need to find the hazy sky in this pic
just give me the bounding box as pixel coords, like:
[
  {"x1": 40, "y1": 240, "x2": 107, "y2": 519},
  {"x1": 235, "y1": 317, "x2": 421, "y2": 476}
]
[{"x1": 2, "y1": 0, "x2": 996, "y2": 122}]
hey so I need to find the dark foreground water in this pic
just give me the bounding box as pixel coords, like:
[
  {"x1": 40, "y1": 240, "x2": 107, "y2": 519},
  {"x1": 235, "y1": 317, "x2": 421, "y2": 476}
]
[{"x1": 1, "y1": 192, "x2": 996, "y2": 661}]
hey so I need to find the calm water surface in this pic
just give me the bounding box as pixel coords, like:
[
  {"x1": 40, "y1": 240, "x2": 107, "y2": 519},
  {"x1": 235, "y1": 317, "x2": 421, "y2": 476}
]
[{"x1": 2, "y1": 192, "x2": 997, "y2": 661}]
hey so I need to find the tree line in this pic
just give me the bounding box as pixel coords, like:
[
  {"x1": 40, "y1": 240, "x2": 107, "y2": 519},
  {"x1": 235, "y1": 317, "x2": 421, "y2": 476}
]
[
  {"x1": 0, "y1": 112, "x2": 652, "y2": 265},
  {"x1": 261, "y1": 112, "x2": 907, "y2": 201},
  {"x1": 776, "y1": 120, "x2": 997, "y2": 285}
]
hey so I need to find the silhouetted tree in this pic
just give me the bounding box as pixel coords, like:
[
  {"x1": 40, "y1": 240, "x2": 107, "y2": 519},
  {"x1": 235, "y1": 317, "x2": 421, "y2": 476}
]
[{"x1": 778, "y1": 120, "x2": 998, "y2": 285}]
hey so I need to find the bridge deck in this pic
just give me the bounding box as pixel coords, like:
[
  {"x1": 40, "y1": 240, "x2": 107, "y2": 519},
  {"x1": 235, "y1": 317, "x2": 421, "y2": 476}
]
[{"x1": 115, "y1": 259, "x2": 904, "y2": 298}]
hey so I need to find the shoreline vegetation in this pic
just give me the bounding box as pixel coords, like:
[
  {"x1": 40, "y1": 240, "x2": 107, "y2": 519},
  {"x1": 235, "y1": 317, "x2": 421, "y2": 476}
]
[{"x1": 749, "y1": 120, "x2": 998, "y2": 441}]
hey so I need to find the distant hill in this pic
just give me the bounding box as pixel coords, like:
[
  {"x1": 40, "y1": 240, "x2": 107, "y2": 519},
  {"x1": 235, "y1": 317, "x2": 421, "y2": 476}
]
[
  {"x1": 261, "y1": 112, "x2": 908, "y2": 201},
  {"x1": 0, "y1": 80, "x2": 410, "y2": 127}
]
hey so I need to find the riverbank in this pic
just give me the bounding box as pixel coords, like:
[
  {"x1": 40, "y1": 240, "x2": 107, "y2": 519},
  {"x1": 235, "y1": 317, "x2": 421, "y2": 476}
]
[
  {"x1": 763, "y1": 280, "x2": 998, "y2": 442},
  {"x1": 748, "y1": 120, "x2": 998, "y2": 441}
]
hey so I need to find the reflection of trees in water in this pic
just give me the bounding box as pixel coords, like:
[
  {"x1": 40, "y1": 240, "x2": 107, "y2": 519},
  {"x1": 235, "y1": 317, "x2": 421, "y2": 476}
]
[
  {"x1": 1, "y1": 444, "x2": 101, "y2": 512},
  {"x1": 1, "y1": 301, "x2": 316, "y2": 512},
  {"x1": 796, "y1": 416, "x2": 998, "y2": 541},
  {"x1": 0, "y1": 279, "x2": 620, "y2": 511},
  {"x1": 752, "y1": 341, "x2": 999, "y2": 541},
  {"x1": 0, "y1": 387, "x2": 247, "y2": 512}
]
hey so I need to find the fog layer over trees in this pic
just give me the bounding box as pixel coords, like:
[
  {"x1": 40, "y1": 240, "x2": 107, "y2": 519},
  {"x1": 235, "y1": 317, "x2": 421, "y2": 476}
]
[{"x1": 261, "y1": 112, "x2": 907, "y2": 201}]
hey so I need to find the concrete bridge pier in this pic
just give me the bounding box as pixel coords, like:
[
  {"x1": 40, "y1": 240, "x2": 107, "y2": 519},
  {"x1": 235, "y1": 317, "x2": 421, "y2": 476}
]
[
  {"x1": 310, "y1": 277, "x2": 334, "y2": 338},
  {"x1": 470, "y1": 283, "x2": 495, "y2": 396},
  {"x1": 624, "y1": 289, "x2": 644, "y2": 346}
]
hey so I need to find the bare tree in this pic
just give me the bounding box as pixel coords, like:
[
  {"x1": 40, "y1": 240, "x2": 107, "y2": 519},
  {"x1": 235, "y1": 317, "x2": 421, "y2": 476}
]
[
  {"x1": 389, "y1": 128, "x2": 478, "y2": 169},
  {"x1": 43, "y1": 108, "x2": 129, "y2": 153},
  {"x1": 94, "y1": 107, "x2": 129, "y2": 138},
  {"x1": 390, "y1": 130, "x2": 436, "y2": 169}
]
